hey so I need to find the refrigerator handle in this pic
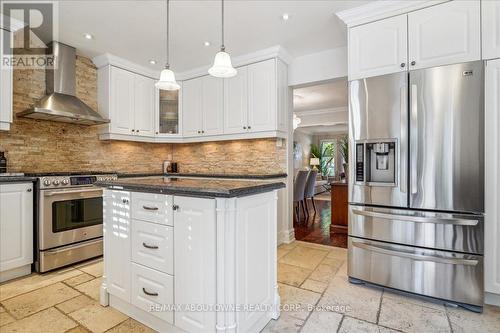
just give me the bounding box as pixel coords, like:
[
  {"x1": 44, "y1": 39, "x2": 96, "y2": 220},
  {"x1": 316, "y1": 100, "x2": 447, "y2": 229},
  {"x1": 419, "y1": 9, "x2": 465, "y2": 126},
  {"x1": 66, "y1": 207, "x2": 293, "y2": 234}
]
[
  {"x1": 351, "y1": 241, "x2": 479, "y2": 266},
  {"x1": 400, "y1": 86, "x2": 408, "y2": 194},
  {"x1": 410, "y1": 84, "x2": 418, "y2": 194}
]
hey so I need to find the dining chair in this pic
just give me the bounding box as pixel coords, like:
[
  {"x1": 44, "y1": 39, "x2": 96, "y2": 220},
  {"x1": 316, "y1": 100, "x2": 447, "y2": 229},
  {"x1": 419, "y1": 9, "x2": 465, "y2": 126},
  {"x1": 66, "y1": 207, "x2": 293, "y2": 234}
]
[
  {"x1": 293, "y1": 170, "x2": 309, "y2": 222},
  {"x1": 304, "y1": 170, "x2": 318, "y2": 215}
]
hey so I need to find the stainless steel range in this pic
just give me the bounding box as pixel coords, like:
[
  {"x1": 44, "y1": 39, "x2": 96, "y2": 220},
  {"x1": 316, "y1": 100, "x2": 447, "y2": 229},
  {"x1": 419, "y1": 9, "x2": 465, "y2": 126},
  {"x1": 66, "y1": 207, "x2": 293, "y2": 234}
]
[
  {"x1": 348, "y1": 61, "x2": 484, "y2": 312},
  {"x1": 31, "y1": 172, "x2": 117, "y2": 272}
]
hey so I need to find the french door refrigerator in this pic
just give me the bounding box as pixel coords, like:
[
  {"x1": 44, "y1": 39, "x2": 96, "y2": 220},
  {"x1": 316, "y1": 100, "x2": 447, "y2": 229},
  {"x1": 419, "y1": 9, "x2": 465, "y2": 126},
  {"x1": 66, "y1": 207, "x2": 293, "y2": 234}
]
[{"x1": 348, "y1": 61, "x2": 484, "y2": 312}]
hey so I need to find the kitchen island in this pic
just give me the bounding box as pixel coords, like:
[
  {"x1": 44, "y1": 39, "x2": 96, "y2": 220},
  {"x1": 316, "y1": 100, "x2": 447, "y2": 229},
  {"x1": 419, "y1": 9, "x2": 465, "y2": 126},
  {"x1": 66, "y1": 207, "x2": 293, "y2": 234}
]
[{"x1": 96, "y1": 176, "x2": 285, "y2": 333}]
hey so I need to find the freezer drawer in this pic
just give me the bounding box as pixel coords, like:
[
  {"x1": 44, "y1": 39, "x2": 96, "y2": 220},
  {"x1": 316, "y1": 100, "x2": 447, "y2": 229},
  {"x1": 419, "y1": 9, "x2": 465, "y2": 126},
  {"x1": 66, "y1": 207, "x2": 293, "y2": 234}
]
[
  {"x1": 348, "y1": 237, "x2": 484, "y2": 306},
  {"x1": 349, "y1": 205, "x2": 484, "y2": 254}
]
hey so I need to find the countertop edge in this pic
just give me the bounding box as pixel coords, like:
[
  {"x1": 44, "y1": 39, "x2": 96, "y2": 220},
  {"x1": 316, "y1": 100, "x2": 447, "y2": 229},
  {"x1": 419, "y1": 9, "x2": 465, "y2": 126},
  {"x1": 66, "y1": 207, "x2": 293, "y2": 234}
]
[
  {"x1": 0, "y1": 176, "x2": 37, "y2": 183},
  {"x1": 117, "y1": 172, "x2": 288, "y2": 180},
  {"x1": 96, "y1": 181, "x2": 286, "y2": 198}
]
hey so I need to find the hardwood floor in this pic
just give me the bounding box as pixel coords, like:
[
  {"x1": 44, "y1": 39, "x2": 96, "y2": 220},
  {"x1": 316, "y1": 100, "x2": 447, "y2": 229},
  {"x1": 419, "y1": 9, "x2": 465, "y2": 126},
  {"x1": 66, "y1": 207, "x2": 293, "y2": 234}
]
[{"x1": 293, "y1": 199, "x2": 348, "y2": 248}]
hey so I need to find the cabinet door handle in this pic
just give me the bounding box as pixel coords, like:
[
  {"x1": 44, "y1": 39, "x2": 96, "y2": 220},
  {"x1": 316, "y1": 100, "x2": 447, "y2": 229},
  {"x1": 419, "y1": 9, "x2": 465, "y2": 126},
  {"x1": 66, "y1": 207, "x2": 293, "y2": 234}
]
[
  {"x1": 247, "y1": 126, "x2": 251, "y2": 129},
  {"x1": 172, "y1": 204, "x2": 179, "y2": 211},
  {"x1": 411, "y1": 61, "x2": 416, "y2": 66},
  {"x1": 131, "y1": 129, "x2": 135, "y2": 132},
  {"x1": 202, "y1": 130, "x2": 205, "y2": 134},
  {"x1": 243, "y1": 126, "x2": 247, "y2": 129},
  {"x1": 142, "y1": 205, "x2": 159, "y2": 211},
  {"x1": 155, "y1": 131, "x2": 159, "y2": 134},
  {"x1": 142, "y1": 242, "x2": 159, "y2": 249},
  {"x1": 122, "y1": 198, "x2": 129, "y2": 204},
  {"x1": 400, "y1": 63, "x2": 405, "y2": 68},
  {"x1": 142, "y1": 288, "x2": 159, "y2": 296},
  {"x1": 197, "y1": 130, "x2": 201, "y2": 134},
  {"x1": 27, "y1": 188, "x2": 32, "y2": 192}
]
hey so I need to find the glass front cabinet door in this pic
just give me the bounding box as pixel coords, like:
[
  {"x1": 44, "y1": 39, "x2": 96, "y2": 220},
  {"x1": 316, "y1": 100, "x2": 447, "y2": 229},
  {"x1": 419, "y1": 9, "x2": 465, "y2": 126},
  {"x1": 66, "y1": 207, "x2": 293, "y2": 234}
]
[{"x1": 155, "y1": 87, "x2": 181, "y2": 136}]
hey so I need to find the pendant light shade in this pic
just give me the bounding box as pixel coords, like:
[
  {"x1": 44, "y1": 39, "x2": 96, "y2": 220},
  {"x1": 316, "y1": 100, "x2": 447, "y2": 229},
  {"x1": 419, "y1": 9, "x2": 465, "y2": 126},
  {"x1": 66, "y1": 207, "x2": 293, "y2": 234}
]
[
  {"x1": 156, "y1": 67, "x2": 180, "y2": 90},
  {"x1": 208, "y1": 49, "x2": 237, "y2": 78},
  {"x1": 209, "y1": 0, "x2": 237, "y2": 78},
  {"x1": 156, "y1": 0, "x2": 180, "y2": 90}
]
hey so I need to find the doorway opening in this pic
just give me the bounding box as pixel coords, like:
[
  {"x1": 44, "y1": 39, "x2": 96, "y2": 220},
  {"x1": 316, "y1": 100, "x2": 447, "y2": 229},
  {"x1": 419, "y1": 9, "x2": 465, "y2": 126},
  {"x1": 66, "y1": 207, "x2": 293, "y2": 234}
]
[{"x1": 291, "y1": 78, "x2": 349, "y2": 248}]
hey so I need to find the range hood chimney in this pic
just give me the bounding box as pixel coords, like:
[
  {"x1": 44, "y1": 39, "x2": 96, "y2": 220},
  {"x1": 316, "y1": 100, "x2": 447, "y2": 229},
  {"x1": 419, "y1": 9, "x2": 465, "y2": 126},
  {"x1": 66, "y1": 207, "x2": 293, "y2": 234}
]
[{"x1": 18, "y1": 42, "x2": 110, "y2": 126}]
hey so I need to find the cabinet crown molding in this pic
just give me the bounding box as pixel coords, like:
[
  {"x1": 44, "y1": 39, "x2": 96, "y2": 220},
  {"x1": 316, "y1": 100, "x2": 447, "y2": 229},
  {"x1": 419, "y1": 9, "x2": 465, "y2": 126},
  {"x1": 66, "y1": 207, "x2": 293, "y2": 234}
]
[
  {"x1": 0, "y1": 14, "x2": 26, "y2": 32},
  {"x1": 92, "y1": 53, "x2": 160, "y2": 79},
  {"x1": 177, "y1": 45, "x2": 292, "y2": 81},
  {"x1": 336, "y1": 0, "x2": 449, "y2": 27}
]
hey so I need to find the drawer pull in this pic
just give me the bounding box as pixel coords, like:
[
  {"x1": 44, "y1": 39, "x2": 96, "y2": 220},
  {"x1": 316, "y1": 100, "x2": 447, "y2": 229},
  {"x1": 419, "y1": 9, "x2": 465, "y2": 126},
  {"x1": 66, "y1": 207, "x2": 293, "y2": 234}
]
[
  {"x1": 352, "y1": 241, "x2": 479, "y2": 266},
  {"x1": 142, "y1": 242, "x2": 159, "y2": 250},
  {"x1": 352, "y1": 209, "x2": 478, "y2": 226},
  {"x1": 142, "y1": 205, "x2": 159, "y2": 211},
  {"x1": 142, "y1": 288, "x2": 158, "y2": 296},
  {"x1": 172, "y1": 204, "x2": 179, "y2": 211}
]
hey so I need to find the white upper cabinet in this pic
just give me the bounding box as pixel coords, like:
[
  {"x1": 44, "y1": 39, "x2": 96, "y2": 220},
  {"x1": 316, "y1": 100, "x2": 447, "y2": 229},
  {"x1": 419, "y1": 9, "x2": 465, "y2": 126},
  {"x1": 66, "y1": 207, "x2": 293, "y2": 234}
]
[
  {"x1": 408, "y1": 0, "x2": 480, "y2": 70},
  {"x1": 98, "y1": 66, "x2": 156, "y2": 138},
  {"x1": 0, "y1": 182, "x2": 33, "y2": 282},
  {"x1": 482, "y1": 0, "x2": 500, "y2": 60},
  {"x1": 224, "y1": 66, "x2": 249, "y2": 134},
  {"x1": 133, "y1": 75, "x2": 155, "y2": 136},
  {"x1": 202, "y1": 76, "x2": 224, "y2": 136},
  {"x1": 0, "y1": 28, "x2": 13, "y2": 131},
  {"x1": 182, "y1": 78, "x2": 203, "y2": 137},
  {"x1": 109, "y1": 67, "x2": 135, "y2": 135},
  {"x1": 248, "y1": 59, "x2": 277, "y2": 132},
  {"x1": 349, "y1": 15, "x2": 408, "y2": 80},
  {"x1": 182, "y1": 75, "x2": 223, "y2": 137}
]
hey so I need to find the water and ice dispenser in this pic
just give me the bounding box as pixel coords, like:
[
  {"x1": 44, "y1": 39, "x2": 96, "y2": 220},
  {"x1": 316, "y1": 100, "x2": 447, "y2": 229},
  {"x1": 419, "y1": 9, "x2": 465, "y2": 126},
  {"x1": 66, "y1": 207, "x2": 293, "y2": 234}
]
[{"x1": 355, "y1": 141, "x2": 396, "y2": 185}]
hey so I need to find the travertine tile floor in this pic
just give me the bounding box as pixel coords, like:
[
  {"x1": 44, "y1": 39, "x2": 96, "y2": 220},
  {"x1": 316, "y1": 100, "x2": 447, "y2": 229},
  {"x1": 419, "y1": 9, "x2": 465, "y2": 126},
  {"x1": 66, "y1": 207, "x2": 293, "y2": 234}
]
[{"x1": 1, "y1": 241, "x2": 499, "y2": 332}]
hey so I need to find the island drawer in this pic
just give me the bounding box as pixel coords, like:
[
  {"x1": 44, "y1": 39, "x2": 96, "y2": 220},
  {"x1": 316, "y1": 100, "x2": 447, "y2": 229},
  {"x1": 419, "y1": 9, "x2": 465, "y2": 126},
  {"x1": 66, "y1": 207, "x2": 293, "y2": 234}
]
[
  {"x1": 131, "y1": 192, "x2": 174, "y2": 226},
  {"x1": 131, "y1": 263, "x2": 174, "y2": 324},
  {"x1": 132, "y1": 219, "x2": 173, "y2": 275}
]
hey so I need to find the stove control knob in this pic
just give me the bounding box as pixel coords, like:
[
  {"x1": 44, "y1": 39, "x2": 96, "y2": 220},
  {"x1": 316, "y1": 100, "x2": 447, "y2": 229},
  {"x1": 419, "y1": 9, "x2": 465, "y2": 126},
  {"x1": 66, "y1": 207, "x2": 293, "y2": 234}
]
[
  {"x1": 61, "y1": 179, "x2": 69, "y2": 185},
  {"x1": 43, "y1": 179, "x2": 51, "y2": 186},
  {"x1": 52, "y1": 179, "x2": 60, "y2": 186}
]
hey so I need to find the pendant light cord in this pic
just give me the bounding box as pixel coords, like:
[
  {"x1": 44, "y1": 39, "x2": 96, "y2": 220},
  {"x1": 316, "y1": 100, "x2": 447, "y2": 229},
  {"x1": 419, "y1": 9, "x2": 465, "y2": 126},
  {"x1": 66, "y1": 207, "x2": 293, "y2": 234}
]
[
  {"x1": 221, "y1": 0, "x2": 225, "y2": 52},
  {"x1": 166, "y1": 0, "x2": 170, "y2": 69}
]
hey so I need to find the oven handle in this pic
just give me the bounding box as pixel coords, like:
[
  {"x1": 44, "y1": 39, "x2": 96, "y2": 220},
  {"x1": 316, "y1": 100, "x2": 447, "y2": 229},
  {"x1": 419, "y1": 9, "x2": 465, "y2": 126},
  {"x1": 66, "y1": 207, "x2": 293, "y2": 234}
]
[
  {"x1": 352, "y1": 209, "x2": 479, "y2": 226},
  {"x1": 352, "y1": 241, "x2": 479, "y2": 266},
  {"x1": 43, "y1": 188, "x2": 102, "y2": 197}
]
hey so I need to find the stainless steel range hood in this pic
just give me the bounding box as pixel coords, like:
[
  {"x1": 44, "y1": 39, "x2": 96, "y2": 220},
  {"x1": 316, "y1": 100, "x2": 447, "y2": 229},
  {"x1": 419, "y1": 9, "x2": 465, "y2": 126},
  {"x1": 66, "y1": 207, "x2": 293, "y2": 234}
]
[{"x1": 18, "y1": 42, "x2": 109, "y2": 125}]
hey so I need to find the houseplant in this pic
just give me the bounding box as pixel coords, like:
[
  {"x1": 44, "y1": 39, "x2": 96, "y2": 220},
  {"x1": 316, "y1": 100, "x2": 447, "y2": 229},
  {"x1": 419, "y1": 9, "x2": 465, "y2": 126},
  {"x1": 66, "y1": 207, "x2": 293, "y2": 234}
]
[{"x1": 310, "y1": 143, "x2": 334, "y2": 178}]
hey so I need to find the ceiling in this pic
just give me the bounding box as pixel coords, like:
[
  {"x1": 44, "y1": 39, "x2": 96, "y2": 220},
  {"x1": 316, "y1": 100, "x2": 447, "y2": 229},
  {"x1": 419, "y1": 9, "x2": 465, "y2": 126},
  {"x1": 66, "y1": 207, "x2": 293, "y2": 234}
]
[
  {"x1": 295, "y1": 123, "x2": 348, "y2": 135},
  {"x1": 47, "y1": 0, "x2": 370, "y2": 72},
  {"x1": 293, "y1": 79, "x2": 348, "y2": 112}
]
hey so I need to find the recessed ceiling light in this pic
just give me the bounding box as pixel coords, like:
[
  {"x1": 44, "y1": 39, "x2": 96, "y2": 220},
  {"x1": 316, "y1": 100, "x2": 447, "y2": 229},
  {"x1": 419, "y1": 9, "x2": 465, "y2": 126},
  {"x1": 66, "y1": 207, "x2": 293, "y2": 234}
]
[
  {"x1": 149, "y1": 59, "x2": 157, "y2": 65},
  {"x1": 282, "y1": 13, "x2": 290, "y2": 21},
  {"x1": 204, "y1": 41, "x2": 211, "y2": 47},
  {"x1": 83, "y1": 33, "x2": 93, "y2": 40}
]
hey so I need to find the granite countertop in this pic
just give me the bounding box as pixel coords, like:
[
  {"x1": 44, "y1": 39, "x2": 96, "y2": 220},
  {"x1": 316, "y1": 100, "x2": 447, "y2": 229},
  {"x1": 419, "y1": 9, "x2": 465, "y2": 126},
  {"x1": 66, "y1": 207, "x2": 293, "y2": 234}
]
[
  {"x1": 117, "y1": 172, "x2": 287, "y2": 180},
  {"x1": 96, "y1": 176, "x2": 286, "y2": 198}
]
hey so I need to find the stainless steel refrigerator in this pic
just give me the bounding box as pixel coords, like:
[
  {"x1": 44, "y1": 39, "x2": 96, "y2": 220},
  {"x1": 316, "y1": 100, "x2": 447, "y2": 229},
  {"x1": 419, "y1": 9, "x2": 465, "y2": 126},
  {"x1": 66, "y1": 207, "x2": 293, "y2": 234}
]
[{"x1": 348, "y1": 61, "x2": 484, "y2": 312}]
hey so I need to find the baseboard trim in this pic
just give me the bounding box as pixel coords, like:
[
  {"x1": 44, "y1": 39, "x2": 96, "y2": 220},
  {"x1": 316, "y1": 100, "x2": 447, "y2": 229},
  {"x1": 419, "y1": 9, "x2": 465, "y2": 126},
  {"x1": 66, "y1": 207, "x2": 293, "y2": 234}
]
[
  {"x1": 485, "y1": 292, "x2": 500, "y2": 307},
  {"x1": 278, "y1": 228, "x2": 295, "y2": 245}
]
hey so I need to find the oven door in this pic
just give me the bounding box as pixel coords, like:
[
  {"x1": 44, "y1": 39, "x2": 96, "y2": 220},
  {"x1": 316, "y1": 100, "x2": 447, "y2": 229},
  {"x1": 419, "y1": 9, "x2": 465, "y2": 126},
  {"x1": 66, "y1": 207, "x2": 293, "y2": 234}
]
[{"x1": 40, "y1": 186, "x2": 103, "y2": 250}]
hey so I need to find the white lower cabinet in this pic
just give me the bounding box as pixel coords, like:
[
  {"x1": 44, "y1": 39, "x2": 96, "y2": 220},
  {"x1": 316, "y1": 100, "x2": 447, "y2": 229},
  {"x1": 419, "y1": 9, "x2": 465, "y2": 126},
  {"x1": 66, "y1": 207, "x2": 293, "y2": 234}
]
[
  {"x1": 131, "y1": 263, "x2": 174, "y2": 323},
  {"x1": 131, "y1": 219, "x2": 173, "y2": 275},
  {"x1": 174, "y1": 196, "x2": 217, "y2": 332},
  {"x1": 102, "y1": 189, "x2": 279, "y2": 332},
  {"x1": 0, "y1": 182, "x2": 33, "y2": 282},
  {"x1": 485, "y1": 59, "x2": 500, "y2": 298},
  {"x1": 104, "y1": 190, "x2": 131, "y2": 302}
]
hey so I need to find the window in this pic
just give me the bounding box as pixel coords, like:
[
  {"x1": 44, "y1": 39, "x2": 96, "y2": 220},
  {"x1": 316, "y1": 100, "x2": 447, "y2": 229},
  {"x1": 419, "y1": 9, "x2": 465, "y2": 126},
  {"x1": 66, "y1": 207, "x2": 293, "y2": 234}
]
[{"x1": 320, "y1": 140, "x2": 336, "y2": 177}]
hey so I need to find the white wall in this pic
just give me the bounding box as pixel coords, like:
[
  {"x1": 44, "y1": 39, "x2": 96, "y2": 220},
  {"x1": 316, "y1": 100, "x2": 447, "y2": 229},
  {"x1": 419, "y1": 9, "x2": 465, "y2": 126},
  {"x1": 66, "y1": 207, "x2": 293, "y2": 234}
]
[
  {"x1": 293, "y1": 130, "x2": 313, "y2": 171},
  {"x1": 288, "y1": 46, "x2": 348, "y2": 87}
]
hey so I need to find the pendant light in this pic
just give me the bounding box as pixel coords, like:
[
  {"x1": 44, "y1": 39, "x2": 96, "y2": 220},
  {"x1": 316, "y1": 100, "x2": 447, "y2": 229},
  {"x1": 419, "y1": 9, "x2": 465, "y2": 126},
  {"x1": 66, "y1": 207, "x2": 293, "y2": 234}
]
[
  {"x1": 208, "y1": 0, "x2": 237, "y2": 78},
  {"x1": 156, "y1": 0, "x2": 180, "y2": 90}
]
